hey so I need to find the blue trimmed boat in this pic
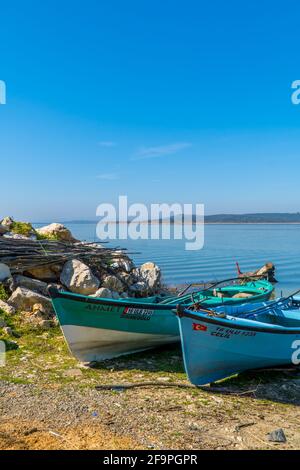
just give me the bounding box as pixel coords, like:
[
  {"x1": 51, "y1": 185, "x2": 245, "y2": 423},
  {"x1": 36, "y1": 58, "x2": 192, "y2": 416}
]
[
  {"x1": 175, "y1": 296, "x2": 300, "y2": 386},
  {"x1": 49, "y1": 279, "x2": 273, "y2": 362}
]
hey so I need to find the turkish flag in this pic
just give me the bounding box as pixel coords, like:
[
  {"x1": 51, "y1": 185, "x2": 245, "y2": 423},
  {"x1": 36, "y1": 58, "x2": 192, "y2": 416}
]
[{"x1": 192, "y1": 323, "x2": 207, "y2": 332}]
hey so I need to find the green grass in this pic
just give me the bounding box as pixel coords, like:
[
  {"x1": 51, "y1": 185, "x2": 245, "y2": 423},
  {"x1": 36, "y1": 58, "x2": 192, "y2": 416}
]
[
  {"x1": 36, "y1": 232, "x2": 60, "y2": 241},
  {"x1": 0, "y1": 286, "x2": 8, "y2": 302},
  {"x1": 0, "y1": 310, "x2": 298, "y2": 409},
  {"x1": 10, "y1": 221, "x2": 34, "y2": 237}
]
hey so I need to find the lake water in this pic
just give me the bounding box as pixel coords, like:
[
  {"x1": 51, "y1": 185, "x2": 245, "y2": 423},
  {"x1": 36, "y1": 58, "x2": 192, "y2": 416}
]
[{"x1": 37, "y1": 223, "x2": 300, "y2": 297}]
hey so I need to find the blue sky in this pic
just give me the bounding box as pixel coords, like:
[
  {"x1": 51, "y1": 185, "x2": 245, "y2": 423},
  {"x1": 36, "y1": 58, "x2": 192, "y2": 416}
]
[{"x1": 1, "y1": 0, "x2": 300, "y2": 221}]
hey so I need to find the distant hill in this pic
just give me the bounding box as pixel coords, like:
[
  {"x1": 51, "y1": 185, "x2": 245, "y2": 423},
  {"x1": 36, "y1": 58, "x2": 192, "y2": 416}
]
[
  {"x1": 34, "y1": 213, "x2": 300, "y2": 225},
  {"x1": 204, "y1": 213, "x2": 300, "y2": 223}
]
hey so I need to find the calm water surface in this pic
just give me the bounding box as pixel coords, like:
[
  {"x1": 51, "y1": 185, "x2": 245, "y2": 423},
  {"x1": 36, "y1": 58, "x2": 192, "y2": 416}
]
[{"x1": 37, "y1": 224, "x2": 300, "y2": 297}]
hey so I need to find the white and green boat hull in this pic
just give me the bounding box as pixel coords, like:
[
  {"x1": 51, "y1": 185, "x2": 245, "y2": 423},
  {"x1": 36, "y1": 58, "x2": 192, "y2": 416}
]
[
  {"x1": 49, "y1": 279, "x2": 274, "y2": 362},
  {"x1": 49, "y1": 289, "x2": 180, "y2": 362}
]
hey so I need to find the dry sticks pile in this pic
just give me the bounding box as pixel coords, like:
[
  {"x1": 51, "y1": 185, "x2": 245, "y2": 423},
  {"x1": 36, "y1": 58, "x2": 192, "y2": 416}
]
[{"x1": 0, "y1": 238, "x2": 133, "y2": 275}]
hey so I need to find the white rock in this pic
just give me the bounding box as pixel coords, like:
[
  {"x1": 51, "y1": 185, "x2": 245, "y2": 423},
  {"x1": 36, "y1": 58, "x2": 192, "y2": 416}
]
[
  {"x1": 0, "y1": 216, "x2": 13, "y2": 228},
  {"x1": 101, "y1": 275, "x2": 124, "y2": 293},
  {"x1": 8, "y1": 287, "x2": 53, "y2": 314},
  {"x1": 140, "y1": 262, "x2": 161, "y2": 290},
  {"x1": 0, "y1": 263, "x2": 11, "y2": 282},
  {"x1": 36, "y1": 223, "x2": 78, "y2": 242},
  {"x1": 60, "y1": 259, "x2": 100, "y2": 295},
  {"x1": 13, "y1": 275, "x2": 48, "y2": 296},
  {"x1": 0, "y1": 299, "x2": 16, "y2": 315},
  {"x1": 110, "y1": 257, "x2": 134, "y2": 273},
  {"x1": 89, "y1": 287, "x2": 112, "y2": 298}
]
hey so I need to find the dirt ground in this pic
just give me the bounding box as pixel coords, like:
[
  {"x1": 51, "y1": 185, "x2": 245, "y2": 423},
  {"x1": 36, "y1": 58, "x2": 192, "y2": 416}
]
[
  {"x1": 1, "y1": 347, "x2": 300, "y2": 450},
  {"x1": 1, "y1": 317, "x2": 300, "y2": 450}
]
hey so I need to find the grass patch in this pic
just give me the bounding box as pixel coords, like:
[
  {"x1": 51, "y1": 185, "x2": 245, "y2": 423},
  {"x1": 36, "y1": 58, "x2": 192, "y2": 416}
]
[
  {"x1": 10, "y1": 221, "x2": 34, "y2": 237},
  {"x1": 36, "y1": 232, "x2": 60, "y2": 241},
  {"x1": 0, "y1": 285, "x2": 8, "y2": 302}
]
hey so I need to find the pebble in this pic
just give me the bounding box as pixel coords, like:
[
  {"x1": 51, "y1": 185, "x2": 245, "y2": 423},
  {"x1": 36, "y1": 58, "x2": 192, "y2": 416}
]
[
  {"x1": 3, "y1": 326, "x2": 13, "y2": 336},
  {"x1": 63, "y1": 368, "x2": 83, "y2": 378},
  {"x1": 267, "y1": 428, "x2": 287, "y2": 443}
]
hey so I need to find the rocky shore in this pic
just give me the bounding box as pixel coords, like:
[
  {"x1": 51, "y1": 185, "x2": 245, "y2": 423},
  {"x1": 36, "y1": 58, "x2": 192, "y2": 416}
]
[{"x1": 0, "y1": 216, "x2": 162, "y2": 339}]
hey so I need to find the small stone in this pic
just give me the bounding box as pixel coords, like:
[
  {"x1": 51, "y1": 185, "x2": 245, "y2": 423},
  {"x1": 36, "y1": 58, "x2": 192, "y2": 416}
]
[
  {"x1": 0, "y1": 299, "x2": 16, "y2": 315},
  {"x1": 24, "y1": 428, "x2": 38, "y2": 436},
  {"x1": 267, "y1": 429, "x2": 287, "y2": 443},
  {"x1": 3, "y1": 326, "x2": 13, "y2": 336},
  {"x1": 38, "y1": 320, "x2": 53, "y2": 330},
  {"x1": 63, "y1": 368, "x2": 83, "y2": 378},
  {"x1": 89, "y1": 287, "x2": 112, "y2": 298},
  {"x1": 111, "y1": 290, "x2": 120, "y2": 299}
]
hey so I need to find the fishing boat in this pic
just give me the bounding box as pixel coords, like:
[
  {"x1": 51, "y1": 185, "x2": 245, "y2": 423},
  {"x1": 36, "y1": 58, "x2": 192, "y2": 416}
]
[
  {"x1": 175, "y1": 295, "x2": 300, "y2": 386},
  {"x1": 49, "y1": 279, "x2": 273, "y2": 362}
]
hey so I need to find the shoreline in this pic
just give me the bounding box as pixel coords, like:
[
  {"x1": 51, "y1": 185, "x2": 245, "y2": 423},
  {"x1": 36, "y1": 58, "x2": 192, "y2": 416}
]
[{"x1": 48, "y1": 221, "x2": 300, "y2": 226}]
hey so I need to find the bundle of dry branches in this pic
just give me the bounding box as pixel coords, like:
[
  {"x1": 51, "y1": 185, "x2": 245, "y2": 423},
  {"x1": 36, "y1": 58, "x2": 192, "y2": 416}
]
[{"x1": 0, "y1": 238, "x2": 134, "y2": 275}]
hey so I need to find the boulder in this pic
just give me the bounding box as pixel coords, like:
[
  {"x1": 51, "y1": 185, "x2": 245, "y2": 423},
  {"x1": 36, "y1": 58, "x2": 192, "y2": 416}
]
[
  {"x1": 25, "y1": 264, "x2": 62, "y2": 282},
  {"x1": 8, "y1": 287, "x2": 53, "y2": 314},
  {"x1": 118, "y1": 272, "x2": 134, "y2": 287},
  {"x1": 101, "y1": 275, "x2": 125, "y2": 293},
  {"x1": 0, "y1": 299, "x2": 16, "y2": 315},
  {"x1": 0, "y1": 264, "x2": 11, "y2": 282},
  {"x1": 36, "y1": 223, "x2": 78, "y2": 242},
  {"x1": 90, "y1": 287, "x2": 112, "y2": 298},
  {"x1": 13, "y1": 275, "x2": 48, "y2": 296},
  {"x1": 60, "y1": 259, "x2": 100, "y2": 295},
  {"x1": 110, "y1": 257, "x2": 134, "y2": 273},
  {"x1": 130, "y1": 281, "x2": 149, "y2": 296},
  {"x1": 1, "y1": 216, "x2": 13, "y2": 228},
  {"x1": 0, "y1": 225, "x2": 9, "y2": 235},
  {"x1": 139, "y1": 262, "x2": 161, "y2": 290}
]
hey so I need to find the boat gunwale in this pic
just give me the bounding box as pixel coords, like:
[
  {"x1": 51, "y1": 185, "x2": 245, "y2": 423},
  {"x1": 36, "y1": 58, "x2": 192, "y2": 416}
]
[
  {"x1": 176, "y1": 309, "x2": 300, "y2": 335},
  {"x1": 48, "y1": 287, "x2": 177, "y2": 311},
  {"x1": 48, "y1": 283, "x2": 273, "y2": 313}
]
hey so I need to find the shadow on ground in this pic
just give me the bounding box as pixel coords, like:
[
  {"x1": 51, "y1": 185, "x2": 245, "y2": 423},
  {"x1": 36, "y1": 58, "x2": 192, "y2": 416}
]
[{"x1": 89, "y1": 344, "x2": 300, "y2": 406}]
